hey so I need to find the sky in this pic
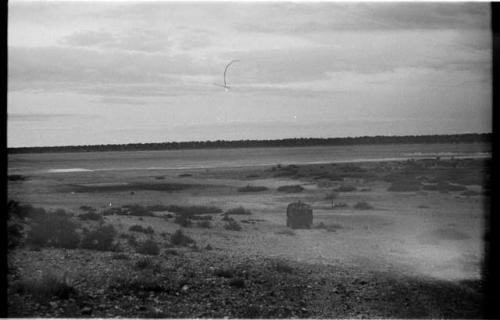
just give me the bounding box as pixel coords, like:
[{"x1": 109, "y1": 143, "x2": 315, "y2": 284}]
[{"x1": 8, "y1": 1, "x2": 491, "y2": 147}]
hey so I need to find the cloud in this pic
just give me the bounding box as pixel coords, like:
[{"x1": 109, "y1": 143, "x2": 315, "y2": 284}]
[
  {"x1": 99, "y1": 97, "x2": 150, "y2": 106},
  {"x1": 8, "y1": 113, "x2": 98, "y2": 122},
  {"x1": 8, "y1": 46, "x2": 216, "y2": 90},
  {"x1": 62, "y1": 29, "x2": 171, "y2": 53},
  {"x1": 235, "y1": 2, "x2": 490, "y2": 34}
]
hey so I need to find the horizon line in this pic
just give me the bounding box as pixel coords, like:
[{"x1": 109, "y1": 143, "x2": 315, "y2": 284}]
[{"x1": 8, "y1": 132, "x2": 492, "y2": 150}]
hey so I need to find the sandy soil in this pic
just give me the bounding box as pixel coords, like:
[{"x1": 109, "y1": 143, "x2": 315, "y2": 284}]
[{"x1": 7, "y1": 157, "x2": 488, "y2": 317}]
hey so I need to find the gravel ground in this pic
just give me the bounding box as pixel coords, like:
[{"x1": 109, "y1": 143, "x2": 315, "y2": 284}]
[{"x1": 8, "y1": 247, "x2": 483, "y2": 318}]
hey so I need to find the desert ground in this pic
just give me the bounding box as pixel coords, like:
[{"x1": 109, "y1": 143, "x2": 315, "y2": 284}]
[{"x1": 7, "y1": 145, "x2": 489, "y2": 318}]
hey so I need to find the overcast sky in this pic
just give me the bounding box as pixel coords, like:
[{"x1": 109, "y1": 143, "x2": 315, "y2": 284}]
[{"x1": 8, "y1": 1, "x2": 491, "y2": 147}]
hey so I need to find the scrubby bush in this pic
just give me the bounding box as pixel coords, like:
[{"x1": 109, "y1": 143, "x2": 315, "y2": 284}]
[
  {"x1": 237, "y1": 185, "x2": 268, "y2": 192},
  {"x1": 332, "y1": 202, "x2": 348, "y2": 209},
  {"x1": 316, "y1": 222, "x2": 343, "y2": 232},
  {"x1": 196, "y1": 220, "x2": 212, "y2": 228},
  {"x1": 80, "y1": 224, "x2": 118, "y2": 251},
  {"x1": 275, "y1": 261, "x2": 293, "y2": 273},
  {"x1": 112, "y1": 253, "x2": 130, "y2": 260},
  {"x1": 136, "y1": 239, "x2": 160, "y2": 256},
  {"x1": 168, "y1": 205, "x2": 223, "y2": 215},
  {"x1": 79, "y1": 205, "x2": 94, "y2": 211},
  {"x1": 8, "y1": 200, "x2": 46, "y2": 220},
  {"x1": 129, "y1": 224, "x2": 155, "y2": 234},
  {"x1": 324, "y1": 192, "x2": 338, "y2": 200},
  {"x1": 12, "y1": 272, "x2": 76, "y2": 302},
  {"x1": 461, "y1": 190, "x2": 480, "y2": 196},
  {"x1": 353, "y1": 201, "x2": 373, "y2": 210},
  {"x1": 225, "y1": 207, "x2": 252, "y2": 215},
  {"x1": 8, "y1": 174, "x2": 26, "y2": 181},
  {"x1": 174, "y1": 215, "x2": 192, "y2": 227},
  {"x1": 275, "y1": 229, "x2": 296, "y2": 236},
  {"x1": 224, "y1": 220, "x2": 242, "y2": 231},
  {"x1": 215, "y1": 268, "x2": 235, "y2": 278},
  {"x1": 335, "y1": 185, "x2": 356, "y2": 192},
  {"x1": 388, "y1": 180, "x2": 421, "y2": 192},
  {"x1": 109, "y1": 274, "x2": 164, "y2": 293},
  {"x1": 170, "y1": 229, "x2": 195, "y2": 246},
  {"x1": 134, "y1": 256, "x2": 156, "y2": 269},
  {"x1": 122, "y1": 204, "x2": 155, "y2": 217},
  {"x1": 8, "y1": 224, "x2": 24, "y2": 249},
  {"x1": 422, "y1": 181, "x2": 467, "y2": 193},
  {"x1": 277, "y1": 185, "x2": 304, "y2": 193},
  {"x1": 26, "y1": 211, "x2": 80, "y2": 249},
  {"x1": 229, "y1": 278, "x2": 245, "y2": 288},
  {"x1": 78, "y1": 211, "x2": 103, "y2": 221}
]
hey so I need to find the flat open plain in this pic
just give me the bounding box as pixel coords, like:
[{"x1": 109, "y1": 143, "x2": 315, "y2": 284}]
[{"x1": 7, "y1": 142, "x2": 490, "y2": 318}]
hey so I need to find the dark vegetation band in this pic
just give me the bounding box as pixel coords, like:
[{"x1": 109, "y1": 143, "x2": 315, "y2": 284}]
[{"x1": 8, "y1": 133, "x2": 492, "y2": 154}]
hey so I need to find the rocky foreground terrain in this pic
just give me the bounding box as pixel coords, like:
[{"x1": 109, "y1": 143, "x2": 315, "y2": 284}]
[{"x1": 8, "y1": 246, "x2": 483, "y2": 318}]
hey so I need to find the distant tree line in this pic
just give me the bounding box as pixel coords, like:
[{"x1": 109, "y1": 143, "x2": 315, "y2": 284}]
[{"x1": 8, "y1": 133, "x2": 492, "y2": 154}]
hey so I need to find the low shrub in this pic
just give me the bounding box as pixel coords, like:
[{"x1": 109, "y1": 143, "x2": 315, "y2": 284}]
[
  {"x1": 229, "y1": 278, "x2": 245, "y2": 288},
  {"x1": 332, "y1": 202, "x2": 348, "y2": 209},
  {"x1": 275, "y1": 261, "x2": 293, "y2": 273},
  {"x1": 164, "y1": 249, "x2": 179, "y2": 255},
  {"x1": 12, "y1": 272, "x2": 76, "y2": 302},
  {"x1": 8, "y1": 223, "x2": 24, "y2": 249},
  {"x1": 215, "y1": 268, "x2": 235, "y2": 278},
  {"x1": 79, "y1": 205, "x2": 95, "y2": 212},
  {"x1": 189, "y1": 215, "x2": 212, "y2": 221},
  {"x1": 129, "y1": 224, "x2": 155, "y2": 234},
  {"x1": 78, "y1": 211, "x2": 103, "y2": 221},
  {"x1": 461, "y1": 190, "x2": 480, "y2": 196},
  {"x1": 135, "y1": 256, "x2": 156, "y2": 269},
  {"x1": 388, "y1": 180, "x2": 421, "y2": 192},
  {"x1": 316, "y1": 222, "x2": 343, "y2": 232},
  {"x1": 422, "y1": 182, "x2": 468, "y2": 193},
  {"x1": 275, "y1": 229, "x2": 296, "y2": 236},
  {"x1": 80, "y1": 224, "x2": 118, "y2": 251},
  {"x1": 174, "y1": 215, "x2": 192, "y2": 227},
  {"x1": 224, "y1": 220, "x2": 242, "y2": 231},
  {"x1": 136, "y1": 239, "x2": 160, "y2": 256},
  {"x1": 178, "y1": 173, "x2": 192, "y2": 177},
  {"x1": 170, "y1": 229, "x2": 195, "y2": 246},
  {"x1": 112, "y1": 253, "x2": 130, "y2": 260},
  {"x1": 8, "y1": 174, "x2": 26, "y2": 181},
  {"x1": 26, "y1": 211, "x2": 80, "y2": 249},
  {"x1": 237, "y1": 185, "x2": 268, "y2": 192},
  {"x1": 335, "y1": 185, "x2": 357, "y2": 192},
  {"x1": 225, "y1": 207, "x2": 252, "y2": 215},
  {"x1": 8, "y1": 200, "x2": 46, "y2": 220},
  {"x1": 324, "y1": 192, "x2": 338, "y2": 200},
  {"x1": 109, "y1": 274, "x2": 164, "y2": 293},
  {"x1": 196, "y1": 220, "x2": 212, "y2": 228},
  {"x1": 122, "y1": 204, "x2": 155, "y2": 217},
  {"x1": 277, "y1": 185, "x2": 304, "y2": 193},
  {"x1": 166, "y1": 205, "x2": 223, "y2": 215},
  {"x1": 353, "y1": 201, "x2": 373, "y2": 210}
]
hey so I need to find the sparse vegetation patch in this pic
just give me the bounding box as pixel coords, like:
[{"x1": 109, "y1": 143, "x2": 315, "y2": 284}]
[
  {"x1": 224, "y1": 220, "x2": 242, "y2": 231},
  {"x1": 277, "y1": 185, "x2": 304, "y2": 193},
  {"x1": 353, "y1": 201, "x2": 374, "y2": 210},
  {"x1": 80, "y1": 224, "x2": 118, "y2": 251},
  {"x1": 170, "y1": 229, "x2": 195, "y2": 246},
  {"x1": 225, "y1": 206, "x2": 252, "y2": 215},
  {"x1": 335, "y1": 185, "x2": 357, "y2": 192},
  {"x1": 135, "y1": 239, "x2": 160, "y2": 256},
  {"x1": 237, "y1": 185, "x2": 268, "y2": 192},
  {"x1": 129, "y1": 224, "x2": 155, "y2": 234},
  {"x1": 26, "y1": 210, "x2": 80, "y2": 249}
]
